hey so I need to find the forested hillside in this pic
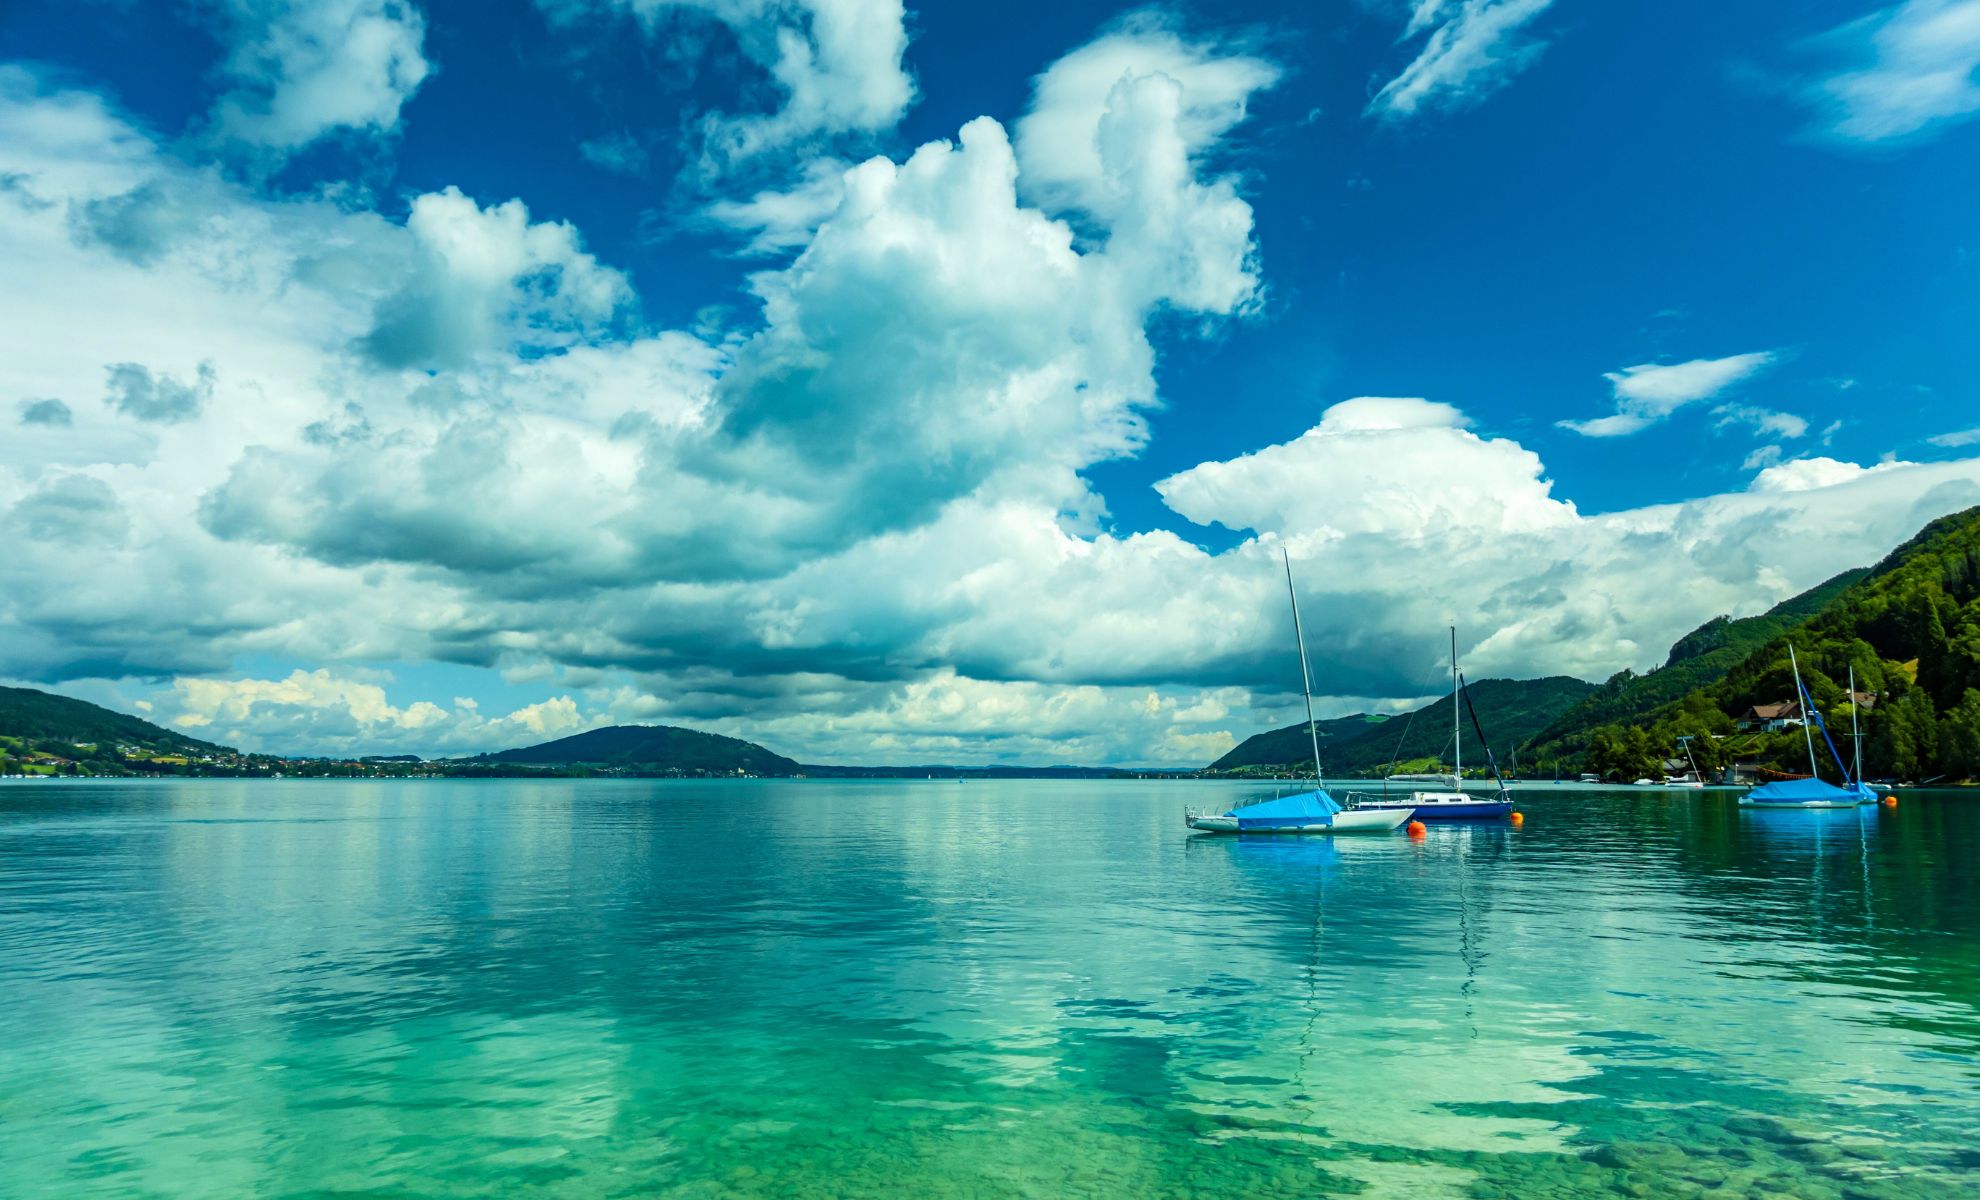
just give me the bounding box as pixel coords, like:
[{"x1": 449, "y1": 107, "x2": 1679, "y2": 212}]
[
  {"x1": 1566, "y1": 506, "x2": 1980, "y2": 782},
  {"x1": 0, "y1": 685, "x2": 231, "y2": 775},
  {"x1": 1523, "y1": 569, "x2": 1866, "y2": 766},
  {"x1": 1211, "y1": 677, "x2": 1596, "y2": 777}
]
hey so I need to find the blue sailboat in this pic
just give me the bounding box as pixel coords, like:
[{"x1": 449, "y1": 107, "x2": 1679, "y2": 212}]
[
  {"x1": 1186, "y1": 554, "x2": 1410, "y2": 835},
  {"x1": 1739, "y1": 649, "x2": 1876, "y2": 809}
]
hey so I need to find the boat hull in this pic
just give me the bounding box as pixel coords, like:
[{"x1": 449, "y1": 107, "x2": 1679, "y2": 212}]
[
  {"x1": 1739, "y1": 780, "x2": 1877, "y2": 809},
  {"x1": 1186, "y1": 808, "x2": 1410, "y2": 835},
  {"x1": 1354, "y1": 800, "x2": 1514, "y2": 821}
]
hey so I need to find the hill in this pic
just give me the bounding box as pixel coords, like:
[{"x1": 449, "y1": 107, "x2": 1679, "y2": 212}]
[
  {"x1": 1568, "y1": 505, "x2": 1980, "y2": 782},
  {"x1": 1211, "y1": 676, "x2": 1597, "y2": 777},
  {"x1": 1208, "y1": 711, "x2": 1393, "y2": 771},
  {"x1": 0, "y1": 684, "x2": 232, "y2": 774},
  {"x1": 1522, "y1": 568, "x2": 1868, "y2": 765},
  {"x1": 474, "y1": 725, "x2": 800, "y2": 776}
]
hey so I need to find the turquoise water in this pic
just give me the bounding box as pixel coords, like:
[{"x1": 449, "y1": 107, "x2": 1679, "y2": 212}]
[{"x1": 1, "y1": 780, "x2": 1977, "y2": 1198}]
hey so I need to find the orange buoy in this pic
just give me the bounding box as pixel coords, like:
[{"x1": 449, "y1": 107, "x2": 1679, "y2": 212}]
[
  {"x1": 1881, "y1": 795, "x2": 1897, "y2": 808},
  {"x1": 1406, "y1": 820, "x2": 1427, "y2": 839},
  {"x1": 1509, "y1": 811, "x2": 1525, "y2": 827}
]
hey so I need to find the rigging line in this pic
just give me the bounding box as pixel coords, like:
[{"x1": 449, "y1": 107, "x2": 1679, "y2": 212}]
[
  {"x1": 1457, "y1": 672, "x2": 1511, "y2": 797},
  {"x1": 1381, "y1": 639, "x2": 1456, "y2": 789}
]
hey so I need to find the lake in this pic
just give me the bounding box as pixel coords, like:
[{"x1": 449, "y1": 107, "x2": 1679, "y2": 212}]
[{"x1": 1, "y1": 779, "x2": 1976, "y2": 1198}]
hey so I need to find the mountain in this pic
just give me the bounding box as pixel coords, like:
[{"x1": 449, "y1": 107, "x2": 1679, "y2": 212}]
[
  {"x1": 1569, "y1": 505, "x2": 1980, "y2": 782},
  {"x1": 1211, "y1": 677, "x2": 1597, "y2": 777},
  {"x1": 1208, "y1": 711, "x2": 1393, "y2": 771},
  {"x1": 474, "y1": 725, "x2": 800, "y2": 775},
  {"x1": 1521, "y1": 568, "x2": 1869, "y2": 765},
  {"x1": 0, "y1": 685, "x2": 230, "y2": 773}
]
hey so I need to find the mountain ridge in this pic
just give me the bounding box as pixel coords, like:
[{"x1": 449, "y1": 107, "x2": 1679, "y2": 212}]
[
  {"x1": 1210, "y1": 676, "x2": 1597, "y2": 776},
  {"x1": 471, "y1": 724, "x2": 800, "y2": 775}
]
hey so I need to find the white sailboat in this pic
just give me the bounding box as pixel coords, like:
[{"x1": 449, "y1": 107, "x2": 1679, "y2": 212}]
[
  {"x1": 1664, "y1": 736, "x2": 1705, "y2": 787},
  {"x1": 1347, "y1": 629, "x2": 1516, "y2": 821},
  {"x1": 1186, "y1": 554, "x2": 1410, "y2": 835}
]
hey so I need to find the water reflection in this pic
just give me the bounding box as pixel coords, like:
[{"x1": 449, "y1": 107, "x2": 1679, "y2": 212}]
[{"x1": 0, "y1": 781, "x2": 1975, "y2": 1197}]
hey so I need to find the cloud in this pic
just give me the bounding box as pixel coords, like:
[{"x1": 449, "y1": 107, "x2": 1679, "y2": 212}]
[
  {"x1": 214, "y1": 28, "x2": 1282, "y2": 589},
  {"x1": 356, "y1": 186, "x2": 633, "y2": 369},
  {"x1": 11, "y1": 475, "x2": 130, "y2": 545},
  {"x1": 164, "y1": 668, "x2": 590, "y2": 756},
  {"x1": 1151, "y1": 399, "x2": 1980, "y2": 696},
  {"x1": 1558, "y1": 351, "x2": 1778, "y2": 438},
  {"x1": 1015, "y1": 17, "x2": 1279, "y2": 215},
  {"x1": 8, "y1": 42, "x2": 1980, "y2": 766},
  {"x1": 104, "y1": 361, "x2": 215, "y2": 424},
  {"x1": 1742, "y1": 444, "x2": 1785, "y2": 471},
  {"x1": 579, "y1": 132, "x2": 649, "y2": 175},
  {"x1": 1747, "y1": 455, "x2": 1916, "y2": 494},
  {"x1": 702, "y1": 156, "x2": 848, "y2": 255},
  {"x1": 18, "y1": 398, "x2": 72, "y2": 426},
  {"x1": 1157, "y1": 396, "x2": 1573, "y2": 540},
  {"x1": 1368, "y1": 0, "x2": 1556, "y2": 121},
  {"x1": 543, "y1": 0, "x2": 914, "y2": 169},
  {"x1": 1928, "y1": 426, "x2": 1980, "y2": 448},
  {"x1": 205, "y1": 0, "x2": 433, "y2": 156},
  {"x1": 1799, "y1": 0, "x2": 1980, "y2": 144},
  {"x1": 1713, "y1": 403, "x2": 1809, "y2": 440}
]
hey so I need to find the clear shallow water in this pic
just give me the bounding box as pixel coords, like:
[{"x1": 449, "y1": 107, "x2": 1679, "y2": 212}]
[{"x1": 1, "y1": 780, "x2": 1976, "y2": 1199}]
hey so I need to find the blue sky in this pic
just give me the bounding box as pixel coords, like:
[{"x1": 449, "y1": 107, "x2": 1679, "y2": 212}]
[{"x1": 3, "y1": 0, "x2": 1980, "y2": 763}]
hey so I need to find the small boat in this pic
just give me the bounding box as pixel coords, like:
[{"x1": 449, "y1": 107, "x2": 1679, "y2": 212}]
[
  {"x1": 1663, "y1": 735, "x2": 1707, "y2": 787},
  {"x1": 1186, "y1": 553, "x2": 1409, "y2": 837},
  {"x1": 1352, "y1": 772, "x2": 1515, "y2": 821},
  {"x1": 1739, "y1": 650, "x2": 1876, "y2": 809},
  {"x1": 1186, "y1": 790, "x2": 1411, "y2": 834},
  {"x1": 1345, "y1": 630, "x2": 1517, "y2": 821}
]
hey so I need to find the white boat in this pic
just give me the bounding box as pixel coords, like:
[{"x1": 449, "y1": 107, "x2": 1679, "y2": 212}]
[
  {"x1": 1185, "y1": 799, "x2": 1408, "y2": 834},
  {"x1": 1664, "y1": 736, "x2": 1707, "y2": 786},
  {"x1": 1345, "y1": 630, "x2": 1517, "y2": 822},
  {"x1": 1185, "y1": 552, "x2": 1410, "y2": 837}
]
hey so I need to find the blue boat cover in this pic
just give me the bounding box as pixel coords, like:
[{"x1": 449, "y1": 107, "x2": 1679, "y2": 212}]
[
  {"x1": 1232, "y1": 789, "x2": 1343, "y2": 830},
  {"x1": 1746, "y1": 778, "x2": 1872, "y2": 805}
]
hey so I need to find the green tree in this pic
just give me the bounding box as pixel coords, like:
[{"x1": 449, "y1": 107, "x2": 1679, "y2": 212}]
[
  {"x1": 1871, "y1": 687, "x2": 1938, "y2": 780},
  {"x1": 1936, "y1": 689, "x2": 1980, "y2": 781}
]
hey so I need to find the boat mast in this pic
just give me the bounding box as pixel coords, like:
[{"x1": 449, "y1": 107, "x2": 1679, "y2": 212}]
[
  {"x1": 1283, "y1": 550, "x2": 1324, "y2": 789},
  {"x1": 1789, "y1": 645, "x2": 1819, "y2": 781},
  {"x1": 1849, "y1": 665, "x2": 1862, "y2": 785},
  {"x1": 1451, "y1": 626, "x2": 1461, "y2": 783}
]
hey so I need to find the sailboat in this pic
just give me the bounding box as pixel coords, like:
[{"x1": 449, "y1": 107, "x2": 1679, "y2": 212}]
[
  {"x1": 1664, "y1": 736, "x2": 1706, "y2": 787},
  {"x1": 1348, "y1": 629, "x2": 1517, "y2": 821},
  {"x1": 1738, "y1": 649, "x2": 1877, "y2": 809},
  {"x1": 1185, "y1": 554, "x2": 1410, "y2": 835}
]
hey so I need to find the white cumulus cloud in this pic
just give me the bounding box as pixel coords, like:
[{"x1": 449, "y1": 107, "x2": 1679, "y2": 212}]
[
  {"x1": 167, "y1": 668, "x2": 591, "y2": 756},
  {"x1": 357, "y1": 186, "x2": 633, "y2": 369},
  {"x1": 543, "y1": 0, "x2": 913, "y2": 169},
  {"x1": 206, "y1": 0, "x2": 432, "y2": 157}
]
